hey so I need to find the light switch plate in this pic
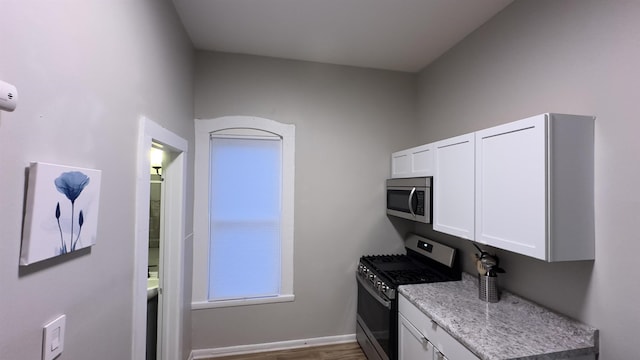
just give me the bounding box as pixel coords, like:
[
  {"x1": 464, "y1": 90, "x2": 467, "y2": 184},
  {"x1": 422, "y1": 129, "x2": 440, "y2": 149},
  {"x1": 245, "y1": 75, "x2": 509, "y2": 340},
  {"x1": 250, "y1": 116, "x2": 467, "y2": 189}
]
[{"x1": 43, "y1": 314, "x2": 66, "y2": 360}]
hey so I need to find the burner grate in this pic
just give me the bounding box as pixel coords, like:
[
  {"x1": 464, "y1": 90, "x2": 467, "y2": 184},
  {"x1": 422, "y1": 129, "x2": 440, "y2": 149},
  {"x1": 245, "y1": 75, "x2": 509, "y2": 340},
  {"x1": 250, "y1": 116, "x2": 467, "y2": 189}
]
[
  {"x1": 360, "y1": 253, "x2": 456, "y2": 287},
  {"x1": 384, "y1": 269, "x2": 448, "y2": 285}
]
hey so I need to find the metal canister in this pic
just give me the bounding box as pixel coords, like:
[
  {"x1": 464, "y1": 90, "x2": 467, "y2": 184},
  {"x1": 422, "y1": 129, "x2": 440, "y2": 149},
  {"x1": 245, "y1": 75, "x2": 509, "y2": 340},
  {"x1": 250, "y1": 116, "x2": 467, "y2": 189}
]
[{"x1": 479, "y1": 274, "x2": 499, "y2": 303}]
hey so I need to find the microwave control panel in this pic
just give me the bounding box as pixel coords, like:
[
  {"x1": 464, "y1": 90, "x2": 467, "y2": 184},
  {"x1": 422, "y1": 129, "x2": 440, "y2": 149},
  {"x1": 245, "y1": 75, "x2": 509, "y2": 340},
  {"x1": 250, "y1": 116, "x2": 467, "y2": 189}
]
[{"x1": 415, "y1": 191, "x2": 425, "y2": 215}]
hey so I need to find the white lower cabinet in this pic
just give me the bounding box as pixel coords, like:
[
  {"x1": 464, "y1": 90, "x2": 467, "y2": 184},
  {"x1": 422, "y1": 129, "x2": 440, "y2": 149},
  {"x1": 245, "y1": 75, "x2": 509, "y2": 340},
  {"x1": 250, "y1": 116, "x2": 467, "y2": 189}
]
[
  {"x1": 399, "y1": 294, "x2": 479, "y2": 360},
  {"x1": 399, "y1": 312, "x2": 436, "y2": 359}
]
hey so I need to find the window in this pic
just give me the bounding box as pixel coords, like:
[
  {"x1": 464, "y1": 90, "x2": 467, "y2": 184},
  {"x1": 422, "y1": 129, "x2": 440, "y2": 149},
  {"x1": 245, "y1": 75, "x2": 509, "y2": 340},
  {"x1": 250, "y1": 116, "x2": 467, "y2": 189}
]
[
  {"x1": 192, "y1": 116, "x2": 295, "y2": 308},
  {"x1": 208, "y1": 135, "x2": 281, "y2": 300}
]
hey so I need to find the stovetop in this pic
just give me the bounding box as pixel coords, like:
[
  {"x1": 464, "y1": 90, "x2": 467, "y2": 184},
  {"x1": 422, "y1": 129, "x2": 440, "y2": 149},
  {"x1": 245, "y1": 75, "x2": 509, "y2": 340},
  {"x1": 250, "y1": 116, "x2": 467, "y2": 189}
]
[
  {"x1": 359, "y1": 254, "x2": 452, "y2": 286},
  {"x1": 357, "y1": 235, "x2": 461, "y2": 295}
]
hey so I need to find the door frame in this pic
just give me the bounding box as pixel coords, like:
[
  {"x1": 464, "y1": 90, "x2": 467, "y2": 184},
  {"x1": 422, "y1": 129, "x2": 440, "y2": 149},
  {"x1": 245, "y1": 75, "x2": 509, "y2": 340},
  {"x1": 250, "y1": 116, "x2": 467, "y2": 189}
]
[{"x1": 133, "y1": 116, "x2": 188, "y2": 360}]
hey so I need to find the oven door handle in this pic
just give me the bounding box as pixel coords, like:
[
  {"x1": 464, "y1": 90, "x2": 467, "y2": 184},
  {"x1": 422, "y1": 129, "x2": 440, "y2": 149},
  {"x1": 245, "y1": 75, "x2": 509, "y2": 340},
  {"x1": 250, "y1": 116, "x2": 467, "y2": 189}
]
[
  {"x1": 356, "y1": 275, "x2": 391, "y2": 309},
  {"x1": 408, "y1": 187, "x2": 416, "y2": 217}
]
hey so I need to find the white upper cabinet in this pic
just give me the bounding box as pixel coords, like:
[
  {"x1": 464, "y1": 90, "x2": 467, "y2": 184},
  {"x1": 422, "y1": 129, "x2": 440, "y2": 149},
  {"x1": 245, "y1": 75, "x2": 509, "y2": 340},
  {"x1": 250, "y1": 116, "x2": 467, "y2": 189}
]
[
  {"x1": 391, "y1": 143, "x2": 434, "y2": 178},
  {"x1": 433, "y1": 133, "x2": 475, "y2": 240},
  {"x1": 391, "y1": 113, "x2": 594, "y2": 262},
  {"x1": 474, "y1": 114, "x2": 595, "y2": 261}
]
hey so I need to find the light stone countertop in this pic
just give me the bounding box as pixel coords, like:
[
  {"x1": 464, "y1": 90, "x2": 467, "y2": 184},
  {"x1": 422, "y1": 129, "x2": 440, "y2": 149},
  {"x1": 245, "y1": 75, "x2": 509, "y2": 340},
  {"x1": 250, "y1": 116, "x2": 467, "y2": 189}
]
[{"x1": 398, "y1": 273, "x2": 598, "y2": 360}]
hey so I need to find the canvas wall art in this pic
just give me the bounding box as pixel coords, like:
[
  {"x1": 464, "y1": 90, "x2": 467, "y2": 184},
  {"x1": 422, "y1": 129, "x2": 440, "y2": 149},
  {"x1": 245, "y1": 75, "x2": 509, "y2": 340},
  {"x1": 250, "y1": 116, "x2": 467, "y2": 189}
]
[{"x1": 20, "y1": 162, "x2": 102, "y2": 265}]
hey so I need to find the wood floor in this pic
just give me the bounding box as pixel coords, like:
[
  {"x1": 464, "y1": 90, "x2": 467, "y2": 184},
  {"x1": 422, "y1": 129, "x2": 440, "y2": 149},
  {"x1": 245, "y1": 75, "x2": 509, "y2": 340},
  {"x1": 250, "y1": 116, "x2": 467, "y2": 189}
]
[{"x1": 203, "y1": 342, "x2": 367, "y2": 360}]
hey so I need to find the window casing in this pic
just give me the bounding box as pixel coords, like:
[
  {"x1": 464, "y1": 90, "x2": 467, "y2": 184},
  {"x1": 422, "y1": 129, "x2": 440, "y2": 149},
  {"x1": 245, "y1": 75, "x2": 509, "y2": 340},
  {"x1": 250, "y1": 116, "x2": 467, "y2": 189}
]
[{"x1": 192, "y1": 117, "x2": 295, "y2": 309}]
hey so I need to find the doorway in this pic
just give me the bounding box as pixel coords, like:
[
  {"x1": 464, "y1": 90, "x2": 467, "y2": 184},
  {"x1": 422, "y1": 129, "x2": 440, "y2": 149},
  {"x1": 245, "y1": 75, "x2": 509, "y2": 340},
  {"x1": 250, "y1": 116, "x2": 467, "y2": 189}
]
[
  {"x1": 134, "y1": 117, "x2": 188, "y2": 360},
  {"x1": 147, "y1": 144, "x2": 164, "y2": 360}
]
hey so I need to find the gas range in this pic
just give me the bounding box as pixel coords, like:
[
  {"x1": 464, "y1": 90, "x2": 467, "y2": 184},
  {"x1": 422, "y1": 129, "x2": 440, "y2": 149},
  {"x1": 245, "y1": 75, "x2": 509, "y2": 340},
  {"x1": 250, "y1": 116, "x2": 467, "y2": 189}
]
[
  {"x1": 358, "y1": 235, "x2": 460, "y2": 298},
  {"x1": 356, "y1": 234, "x2": 460, "y2": 360}
]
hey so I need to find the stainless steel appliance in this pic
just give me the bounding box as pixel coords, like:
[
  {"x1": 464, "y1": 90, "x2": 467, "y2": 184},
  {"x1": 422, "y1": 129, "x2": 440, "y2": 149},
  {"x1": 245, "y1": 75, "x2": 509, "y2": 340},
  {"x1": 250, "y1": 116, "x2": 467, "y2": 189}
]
[
  {"x1": 356, "y1": 234, "x2": 460, "y2": 360},
  {"x1": 386, "y1": 177, "x2": 431, "y2": 223}
]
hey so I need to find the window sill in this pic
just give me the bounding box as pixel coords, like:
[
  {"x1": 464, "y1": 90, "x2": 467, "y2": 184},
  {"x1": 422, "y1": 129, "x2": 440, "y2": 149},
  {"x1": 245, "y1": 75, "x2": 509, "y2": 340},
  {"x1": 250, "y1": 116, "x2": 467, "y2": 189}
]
[{"x1": 191, "y1": 294, "x2": 295, "y2": 310}]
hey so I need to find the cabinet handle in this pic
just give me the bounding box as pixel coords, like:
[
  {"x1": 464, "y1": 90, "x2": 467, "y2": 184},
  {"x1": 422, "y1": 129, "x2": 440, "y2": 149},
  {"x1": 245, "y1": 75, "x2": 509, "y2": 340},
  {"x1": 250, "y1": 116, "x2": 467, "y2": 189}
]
[
  {"x1": 435, "y1": 350, "x2": 445, "y2": 360},
  {"x1": 420, "y1": 337, "x2": 431, "y2": 349}
]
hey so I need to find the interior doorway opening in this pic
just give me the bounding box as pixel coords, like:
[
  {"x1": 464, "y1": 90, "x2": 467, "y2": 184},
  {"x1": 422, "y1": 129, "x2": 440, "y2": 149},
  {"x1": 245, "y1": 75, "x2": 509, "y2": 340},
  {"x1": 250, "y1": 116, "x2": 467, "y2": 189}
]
[
  {"x1": 147, "y1": 143, "x2": 165, "y2": 360},
  {"x1": 134, "y1": 117, "x2": 188, "y2": 360}
]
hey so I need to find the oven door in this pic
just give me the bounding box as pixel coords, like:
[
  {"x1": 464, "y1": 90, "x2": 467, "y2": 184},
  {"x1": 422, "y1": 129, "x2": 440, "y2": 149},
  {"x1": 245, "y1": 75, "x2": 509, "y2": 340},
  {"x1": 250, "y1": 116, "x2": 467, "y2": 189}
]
[{"x1": 356, "y1": 275, "x2": 394, "y2": 360}]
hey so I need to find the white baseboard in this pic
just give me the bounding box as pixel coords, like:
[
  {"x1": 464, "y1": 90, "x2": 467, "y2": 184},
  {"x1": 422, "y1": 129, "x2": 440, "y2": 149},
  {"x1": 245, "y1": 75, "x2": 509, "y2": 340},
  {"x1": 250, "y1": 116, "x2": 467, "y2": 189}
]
[{"x1": 190, "y1": 334, "x2": 357, "y2": 359}]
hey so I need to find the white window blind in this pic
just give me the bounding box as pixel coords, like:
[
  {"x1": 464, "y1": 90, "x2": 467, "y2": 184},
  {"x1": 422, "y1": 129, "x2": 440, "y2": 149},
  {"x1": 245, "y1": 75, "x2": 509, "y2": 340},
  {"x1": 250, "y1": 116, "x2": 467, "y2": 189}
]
[{"x1": 208, "y1": 136, "x2": 282, "y2": 300}]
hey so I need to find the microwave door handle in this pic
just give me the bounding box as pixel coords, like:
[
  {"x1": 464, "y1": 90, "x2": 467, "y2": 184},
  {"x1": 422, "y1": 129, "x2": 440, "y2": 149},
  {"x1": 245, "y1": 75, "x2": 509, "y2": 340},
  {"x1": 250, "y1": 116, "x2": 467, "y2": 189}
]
[{"x1": 408, "y1": 187, "x2": 416, "y2": 217}]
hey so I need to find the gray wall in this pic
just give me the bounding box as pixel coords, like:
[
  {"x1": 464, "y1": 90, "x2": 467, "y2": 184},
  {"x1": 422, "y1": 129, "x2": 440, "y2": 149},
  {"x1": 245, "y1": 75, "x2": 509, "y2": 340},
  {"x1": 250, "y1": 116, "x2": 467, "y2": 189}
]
[
  {"x1": 192, "y1": 52, "x2": 416, "y2": 349},
  {"x1": 0, "y1": 1, "x2": 194, "y2": 359},
  {"x1": 414, "y1": 0, "x2": 640, "y2": 358}
]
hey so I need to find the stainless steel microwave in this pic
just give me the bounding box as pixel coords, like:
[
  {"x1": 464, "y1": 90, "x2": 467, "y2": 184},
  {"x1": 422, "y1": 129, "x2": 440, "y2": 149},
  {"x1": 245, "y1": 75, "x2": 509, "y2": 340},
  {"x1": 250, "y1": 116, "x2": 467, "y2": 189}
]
[{"x1": 386, "y1": 177, "x2": 432, "y2": 223}]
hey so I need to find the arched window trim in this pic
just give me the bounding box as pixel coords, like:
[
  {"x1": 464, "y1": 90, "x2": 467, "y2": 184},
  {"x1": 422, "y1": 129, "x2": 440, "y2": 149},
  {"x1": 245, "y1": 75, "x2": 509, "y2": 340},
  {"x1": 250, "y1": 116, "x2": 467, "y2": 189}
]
[{"x1": 192, "y1": 116, "x2": 295, "y2": 309}]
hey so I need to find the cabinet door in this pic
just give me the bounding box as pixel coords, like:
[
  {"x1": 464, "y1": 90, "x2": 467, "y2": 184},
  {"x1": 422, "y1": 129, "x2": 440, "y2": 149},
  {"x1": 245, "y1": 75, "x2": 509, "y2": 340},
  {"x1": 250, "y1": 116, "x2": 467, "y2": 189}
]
[
  {"x1": 409, "y1": 144, "x2": 434, "y2": 177},
  {"x1": 475, "y1": 114, "x2": 547, "y2": 259},
  {"x1": 391, "y1": 149, "x2": 412, "y2": 178},
  {"x1": 399, "y1": 313, "x2": 434, "y2": 360},
  {"x1": 433, "y1": 133, "x2": 475, "y2": 240},
  {"x1": 391, "y1": 144, "x2": 434, "y2": 178}
]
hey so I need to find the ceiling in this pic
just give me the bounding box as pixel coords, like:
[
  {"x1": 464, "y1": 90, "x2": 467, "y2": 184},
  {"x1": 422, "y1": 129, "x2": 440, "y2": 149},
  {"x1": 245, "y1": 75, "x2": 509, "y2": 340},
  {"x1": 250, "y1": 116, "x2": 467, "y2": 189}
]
[{"x1": 172, "y1": 0, "x2": 513, "y2": 73}]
